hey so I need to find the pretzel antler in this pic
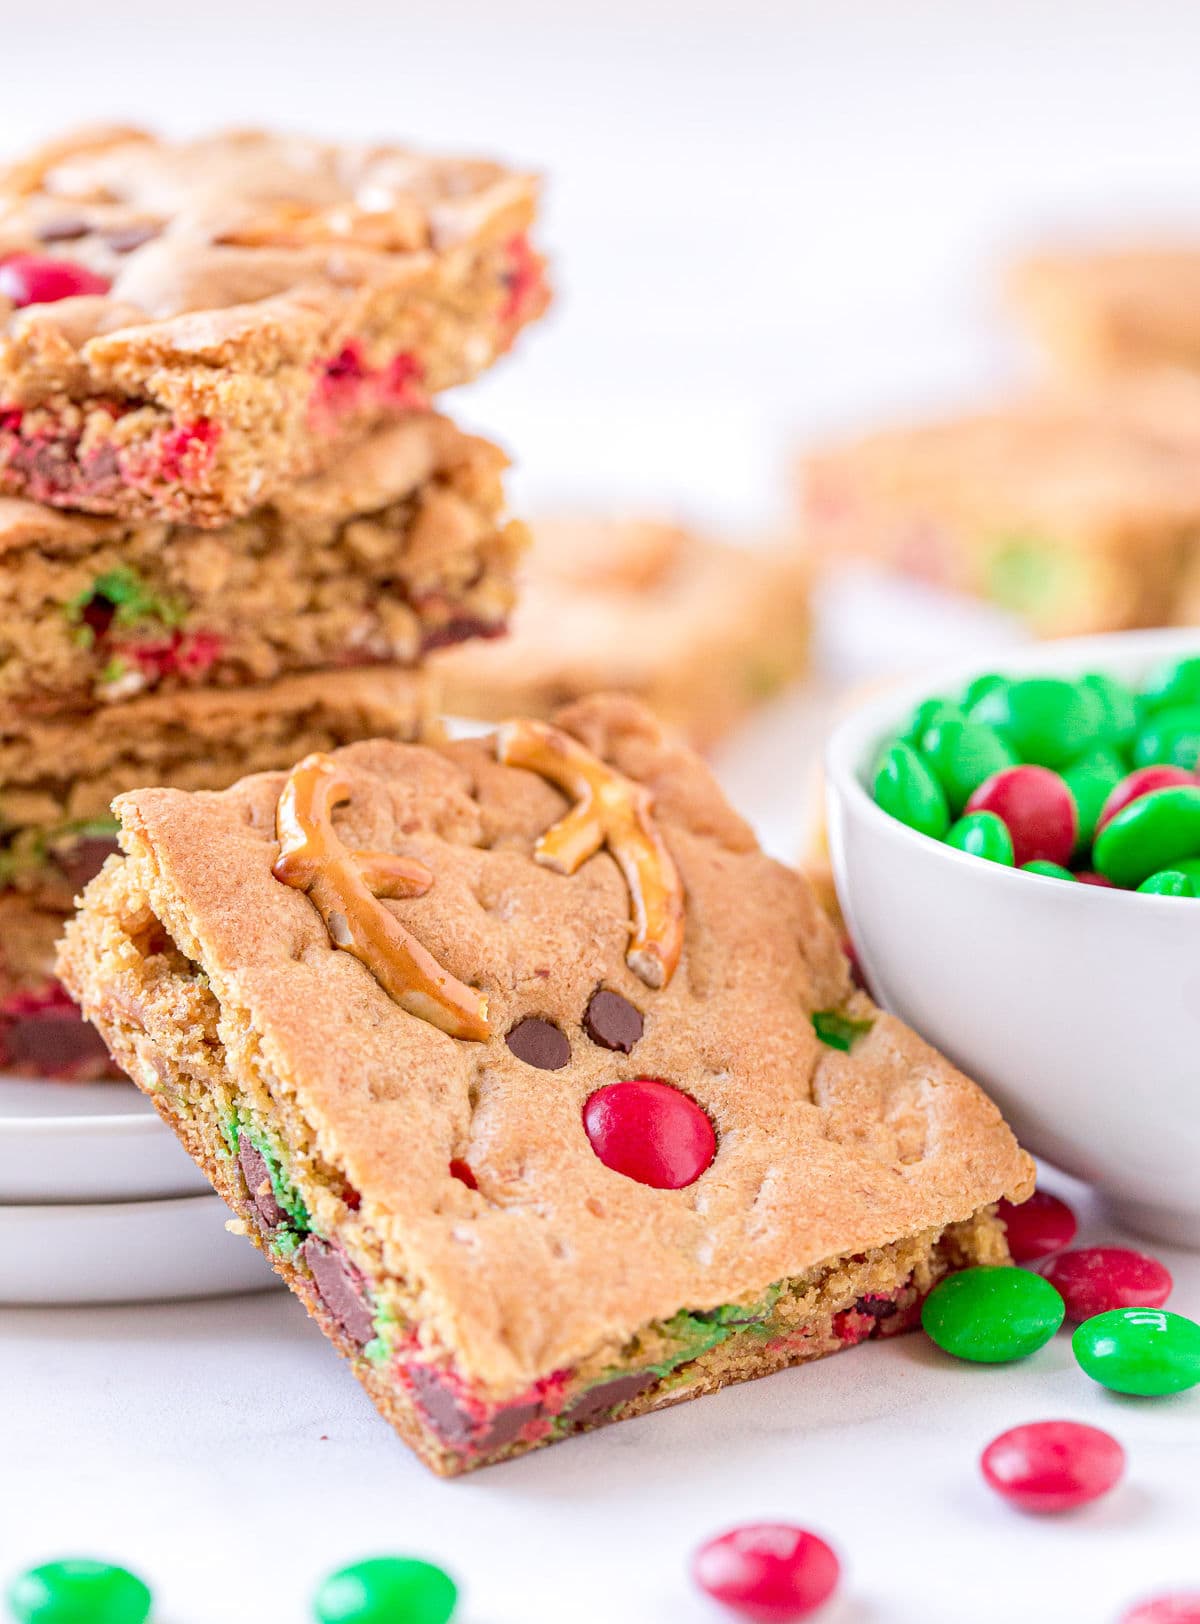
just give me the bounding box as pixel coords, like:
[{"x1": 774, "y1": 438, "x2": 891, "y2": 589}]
[
  {"x1": 496, "y1": 720, "x2": 685, "y2": 989},
  {"x1": 273, "y1": 753, "x2": 490, "y2": 1041}
]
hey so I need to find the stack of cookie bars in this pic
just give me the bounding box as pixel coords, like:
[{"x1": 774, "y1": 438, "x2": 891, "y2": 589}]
[{"x1": 0, "y1": 126, "x2": 549, "y2": 1078}]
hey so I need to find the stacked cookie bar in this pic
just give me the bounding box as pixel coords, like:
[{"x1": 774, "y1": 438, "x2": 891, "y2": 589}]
[{"x1": 0, "y1": 126, "x2": 548, "y2": 1077}]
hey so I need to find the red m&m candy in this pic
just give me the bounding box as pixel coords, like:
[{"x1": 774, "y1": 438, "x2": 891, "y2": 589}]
[
  {"x1": 981, "y1": 1419, "x2": 1125, "y2": 1513},
  {"x1": 693, "y1": 1524, "x2": 840, "y2": 1622},
  {"x1": 1121, "y1": 1597, "x2": 1200, "y2": 1624},
  {"x1": 1097, "y1": 765, "x2": 1196, "y2": 832},
  {"x1": 0, "y1": 253, "x2": 111, "y2": 306},
  {"x1": 583, "y1": 1078, "x2": 715, "y2": 1189},
  {"x1": 996, "y1": 1190, "x2": 1077, "y2": 1262},
  {"x1": 1040, "y1": 1247, "x2": 1173, "y2": 1322},
  {"x1": 966, "y1": 765, "x2": 1077, "y2": 867}
]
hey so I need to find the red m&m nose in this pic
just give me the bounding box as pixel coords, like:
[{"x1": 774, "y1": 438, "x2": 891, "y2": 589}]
[
  {"x1": 693, "y1": 1523, "x2": 840, "y2": 1622},
  {"x1": 1040, "y1": 1246, "x2": 1173, "y2": 1321},
  {"x1": 582, "y1": 1078, "x2": 715, "y2": 1189},
  {"x1": 996, "y1": 1190, "x2": 1077, "y2": 1261},
  {"x1": 966, "y1": 765, "x2": 1077, "y2": 867},
  {"x1": 0, "y1": 253, "x2": 111, "y2": 306},
  {"x1": 981, "y1": 1419, "x2": 1125, "y2": 1513}
]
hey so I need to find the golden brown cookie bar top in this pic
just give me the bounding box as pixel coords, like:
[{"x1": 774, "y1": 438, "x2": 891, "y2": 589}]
[
  {"x1": 0, "y1": 127, "x2": 548, "y2": 524},
  {"x1": 0, "y1": 412, "x2": 526, "y2": 715},
  {"x1": 1012, "y1": 245, "x2": 1200, "y2": 374},
  {"x1": 67, "y1": 694, "x2": 1032, "y2": 1392}
]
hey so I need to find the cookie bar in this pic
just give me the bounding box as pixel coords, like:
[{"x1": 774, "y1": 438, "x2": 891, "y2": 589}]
[
  {"x1": 0, "y1": 413, "x2": 524, "y2": 715},
  {"x1": 0, "y1": 126, "x2": 549, "y2": 526},
  {"x1": 1, "y1": 665, "x2": 433, "y2": 915},
  {"x1": 800, "y1": 396, "x2": 1200, "y2": 636},
  {"x1": 0, "y1": 896, "x2": 114, "y2": 1079},
  {"x1": 59, "y1": 694, "x2": 1033, "y2": 1475},
  {"x1": 434, "y1": 516, "x2": 811, "y2": 746},
  {"x1": 1012, "y1": 246, "x2": 1200, "y2": 377}
]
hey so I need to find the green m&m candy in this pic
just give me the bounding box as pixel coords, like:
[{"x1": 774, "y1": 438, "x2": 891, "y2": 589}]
[
  {"x1": 1062, "y1": 748, "x2": 1125, "y2": 854},
  {"x1": 968, "y1": 678, "x2": 1104, "y2": 769},
  {"x1": 918, "y1": 719, "x2": 1017, "y2": 814},
  {"x1": 1138, "y1": 869, "x2": 1195, "y2": 896},
  {"x1": 961, "y1": 672, "x2": 1007, "y2": 709},
  {"x1": 922, "y1": 1266, "x2": 1065, "y2": 1362},
  {"x1": 314, "y1": 1558, "x2": 458, "y2": 1624},
  {"x1": 1073, "y1": 1307, "x2": 1200, "y2": 1396},
  {"x1": 945, "y1": 810, "x2": 1015, "y2": 865},
  {"x1": 1132, "y1": 704, "x2": 1200, "y2": 770},
  {"x1": 1022, "y1": 860, "x2": 1075, "y2": 881},
  {"x1": 873, "y1": 742, "x2": 949, "y2": 840},
  {"x1": 1080, "y1": 672, "x2": 1140, "y2": 754},
  {"x1": 1092, "y1": 785, "x2": 1200, "y2": 887},
  {"x1": 901, "y1": 697, "x2": 963, "y2": 744},
  {"x1": 7, "y1": 1560, "x2": 151, "y2": 1624},
  {"x1": 1140, "y1": 654, "x2": 1200, "y2": 714}
]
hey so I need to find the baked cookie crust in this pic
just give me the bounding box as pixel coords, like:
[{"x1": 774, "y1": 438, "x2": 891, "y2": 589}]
[{"x1": 60, "y1": 694, "x2": 1033, "y2": 1473}]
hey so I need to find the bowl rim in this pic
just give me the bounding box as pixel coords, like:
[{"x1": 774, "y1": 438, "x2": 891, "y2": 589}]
[{"x1": 824, "y1": 626, "x2": 1200, "y2": 909}]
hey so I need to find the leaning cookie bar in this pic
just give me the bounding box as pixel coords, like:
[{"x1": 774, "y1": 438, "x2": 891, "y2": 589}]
[
  {"x1": 0, "y1": 126, "x2": 549, "y2": 525},
  {"x1": 0, "y1": 412, "x2": 525, "y2": 714},
  {"x1": 60, "y1": 694, "x2": 1033, "y2": 1474},
  {"x1": 801, "y1": 396, "x2": 1200, "y2": 636}
]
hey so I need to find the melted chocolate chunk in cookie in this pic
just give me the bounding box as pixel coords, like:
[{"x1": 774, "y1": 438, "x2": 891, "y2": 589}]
[
  {"x1": 301, "y1": 1238, "x2": 376, "y2": 1348},
  {"x1": 505, "y1": 1016, "x2": 570, "y2": 1070},
  {"x1": 238, "y1": 1139, "x2": 285, "y2": 1230},
  {"x1": 562, "y1": 1369, "x2": 657, "y2": 1425},
  {"x1": 583, "y1": 988, "x2": 644, "y2": 1053}
]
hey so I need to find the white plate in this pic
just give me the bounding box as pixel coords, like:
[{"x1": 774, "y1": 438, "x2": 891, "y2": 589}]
[
  {"x1": 0, "y1": 1074, "x2": 211, "y2": 1204},
  {"x1": 0, "y1": 1191, "x2": 280, "y2": 1303}
]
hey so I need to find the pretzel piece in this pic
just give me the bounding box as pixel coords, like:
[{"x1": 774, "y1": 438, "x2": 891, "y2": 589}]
[
  {"x1": 273, "y1": 753, "x2": 490, "y2": 1041},
  {"x1": 496, "y1": 720, "x2": 685, "y2": 989}
]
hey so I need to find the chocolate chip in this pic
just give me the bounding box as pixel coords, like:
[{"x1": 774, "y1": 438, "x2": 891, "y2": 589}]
[
  {"x1": 238, "y1": 1139, "x2": 284, "y2": 1230},
  {"x1": 37, "y1": 217, "x2": 90, "y2": 243},
  {"x1": 301, "y1": 1237, "x2": 375, "y2": 1348},
  {"x1": 562, "y1": 1370, "x2": 656, "y2": 1426},
  {"x1": 0, "y1": 1004, "x2": 114, "y2": 1078},
  {"x1": 418, "y1": 616, "x2": 504, "y2": 655},
  {"x1": 52, "y1": 833, "x2": 120, "y2": 892},
  {"x1": 505, "y1": 1016, "x2": 570, "y2": 1070},
  {"x1": 104, "y1": 223, "x2": 159, "y2": 254},
  {"x1": 407, "y1": 1363, "x2": 541, "y2": 1451},
  {"x1": 853, "y1": 1294, "x2": 899, "y2": 1320},
  {"x1": 583, "y1": 989, "x2": 643, "y2": 1053}
]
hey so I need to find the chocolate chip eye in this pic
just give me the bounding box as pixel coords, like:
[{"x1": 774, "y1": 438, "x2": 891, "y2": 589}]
[
  {"x1": 505, "y1": 1017, "x2": 570, "y2": 1070},
  {"x1": 583, "y1": 988, "x2": 643, "y2": 1053}
]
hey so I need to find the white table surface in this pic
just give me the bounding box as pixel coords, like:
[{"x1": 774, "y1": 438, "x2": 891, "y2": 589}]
[{"x1": 4, "y1": 3, "x2": 1200, "y2": 1617}]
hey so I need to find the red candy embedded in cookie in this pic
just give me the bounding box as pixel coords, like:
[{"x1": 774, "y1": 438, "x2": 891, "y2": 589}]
[
  {"x1": 1122, "y1": 1597, "x2": 1200, "y2": 1624},
  {"x1": 1039, "y1": 1246, "x2": 1173, "y2": 1321},
  {"x1": 981, "y1": 1420, "x2": 1125, "y2": 1513},
  {"x1": 693, "y1": 1524, "x2": 840, "y2": 1622},
  {"x1": 966, "y1": 765, "x2": 1077, "y2": 867},
  {"x1": 1098, "y1": 766, "x2": 1197, "y2": 832},
  {"x1": 997, "y1": 1190, "x2": 1077, "y2": 1261},
  {"x1": 583, "y1": 1078, "x2": 715, "y2": 1189},
  {"x1": 0, "y1": 253, "x2": 111, "y2": 306}
]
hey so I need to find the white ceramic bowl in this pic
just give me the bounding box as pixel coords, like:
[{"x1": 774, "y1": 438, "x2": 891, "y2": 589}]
[{"x1": 826, "y1": 627, "x2": 1200, "y2": 1250}]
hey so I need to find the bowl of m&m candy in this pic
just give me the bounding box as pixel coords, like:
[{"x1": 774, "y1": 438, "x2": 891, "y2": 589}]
[{"x1": 825, "y1": 629, "x2": 1200, "y2": 1250}]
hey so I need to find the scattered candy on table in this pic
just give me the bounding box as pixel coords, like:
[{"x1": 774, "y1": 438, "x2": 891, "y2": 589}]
[
  {"x1": 1120, "y1": 1595, "x2": 1200, "y2": 1624},
  {"x1": 872, "y1": 655, "x2": 1200, "y2": 891},
  {"x1": 921, "y1": 1265, "x2": 1065, "y2": 1362},
  {"x1": 6, "y1": 1559, "x2": 152, "y2": 1624},
  {"x1": 996, "y1": 1190, "x2": 1078, "y2": 1261},
  {"x1": 1073, "y1": 1307, "x2": 1200, "y2": 1396},
  {"x1": 312, "y1": 1557, "x2": 458, "y2": 1624},
  {"x1": 692, "y1": 1524, "x2": 840, "y2": 1622},
  {"x1": 1040, "y1": 1246, "x2": 1174, "y2": 1321},
  {"x1": 980, "y1": 1419, "x2": 1126, "y2": 1513}
]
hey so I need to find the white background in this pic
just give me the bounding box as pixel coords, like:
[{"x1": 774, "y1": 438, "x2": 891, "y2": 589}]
[{"x1": 3, "y1": 5, "x2": 1200, "y2": 1620}]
